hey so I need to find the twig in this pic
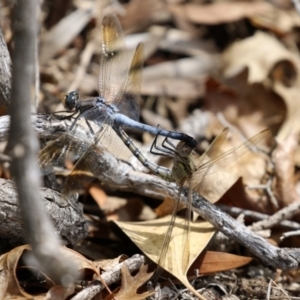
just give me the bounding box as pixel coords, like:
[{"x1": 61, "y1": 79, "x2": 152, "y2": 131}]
[
  {"x1": 71, "y1": 254, "x2": 147, "y2": 300},
  {"x1": 249, "y1": 202, "x2": 300, "y2": 232},
  {"x1": 6, "y1": 1, "x2": 77, "y2": 285},
  {"x1": 0, "y1": 23, "x2": 11, "y2": 106},
  {"x1": 280, "y1": 230, "x2": 300, "y2": 241},
  {"x1": 218, "y1": 204, "x2": 300, "y2": 231}
]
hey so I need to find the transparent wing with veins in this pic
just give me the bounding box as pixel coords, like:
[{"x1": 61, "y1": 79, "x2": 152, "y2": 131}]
[
  {"x1": 157, "y1": 128, "x2": 271, "y2": 278},
  {"x1": 99, "y1": 14, "x2": 142, "y2": 121}
]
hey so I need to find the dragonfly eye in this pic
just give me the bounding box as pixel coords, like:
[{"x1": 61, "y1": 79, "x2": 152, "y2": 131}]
[{"x1": 64, "y1": 91, "x2": 79, "y2": 110}]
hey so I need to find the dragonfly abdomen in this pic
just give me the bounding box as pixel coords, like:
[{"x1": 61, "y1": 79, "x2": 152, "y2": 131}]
[{"x1": 117, "y1": 127, "x2": 171, "y2": 180}]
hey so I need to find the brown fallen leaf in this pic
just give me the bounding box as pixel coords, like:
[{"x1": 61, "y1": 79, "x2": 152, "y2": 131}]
[
  {"x1": 0, "y1": 245, "x2": 103, "y2": 299},
  {"x1": 120, "y1": 0, "x2": 166, "y2": 33},
  {"x1": 40, "y1": 7, "x2": 94, "y2": 64},
  {"x1": 190, "y1": 251, "x2": 252, "y2": 275},
  {"x1": 46, "y1": 285, "x2": 75, "y2": 300},
  {"x1": 273, "y1": 132, "x2": 299, "y2": 208},
  {"x1": 107, "y1": 264, "x2": 154, "y2": 300},
  {"x1": 250, "y1": 5, "x2": 300, "y2": 35},
  {"x1": 222, "y1": 31, "x2": 298, "y2": 85},
  {"x1": 89, "y1": 186, "x2": 108, "y2": 209},
  {"x1": 178, "y1": 127, "x2": 272, "y2": 206},
  {"x1": 204, "y1": 77, "x2": 282, "y2": 143},
  {"x1": 114, "y1": 216, "x2": 215, "y2": 299},
  {"x1": 155, "y1": 196, "x2": 185, "y2": 217},
  {"x1": 141, "y1": 57, "x2": 217, "y2": 99},
  {"x1": 0, "y1": 245, "x2": 51, "y2": 299},
  {"x1": 169, "y1": 2, "x2": 272, "y2": 25}
]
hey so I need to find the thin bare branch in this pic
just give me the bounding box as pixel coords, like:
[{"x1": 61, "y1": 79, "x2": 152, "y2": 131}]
[
  {"x1": 6, "y1": 0, "x2": 78, "y2": 285},
  {"x1": 0, "y1": 24, "x2": 11, "y2": 106}
]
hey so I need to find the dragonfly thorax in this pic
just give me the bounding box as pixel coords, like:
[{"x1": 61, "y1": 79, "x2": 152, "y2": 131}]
[
  {"x1": 172, "y1": 141, "x2": 196, "y2": 184},
  {"x1": 95, "y1": 98, "x2": 119, "y2": 117}
]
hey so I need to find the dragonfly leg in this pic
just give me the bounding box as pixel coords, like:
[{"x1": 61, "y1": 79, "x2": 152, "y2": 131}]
[
  {"x1": 162, "y1": 136, "x2": 177, "y2": 152},
  {"x1": 53, "y1": 110, "x2": 77, "y2": 120},
  {"x1": 69, "y1": 113, "x2": 83, "y2": 131},
  {"x1": 84, "y1": 118, "x2": 95, "y2": 135},
  {"x1": 150, "y1": 132, "x2": 175, "y2": 157}
]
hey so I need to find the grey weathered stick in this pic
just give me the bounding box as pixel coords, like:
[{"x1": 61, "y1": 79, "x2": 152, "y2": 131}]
[
  {"x1": 0, "y1": 178, "x2": 87, "y2": 253},
  {"x1": 6, "y1": 0, "x2": 78, "y2": 284},
  {"x1": 219, "y1": 204, "x2": 300, "y2": 231},
  {"x1": 0, "y1": 22, "x2": 11, "y2": 106}
]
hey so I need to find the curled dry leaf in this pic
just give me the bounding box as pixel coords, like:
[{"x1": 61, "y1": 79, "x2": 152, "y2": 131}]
[
  {"x1": 222, "y1": 31, "x2": 299, "y2": 85},
  {"x1": 0, "y1": 245, "x2": 102, "y2": 299},
  {"x1": 218, "y1": 33, "x2": 300, "y2": 149},
  {"x1": 220, "y1": 31, "x2": 300, "y2": 143},
  {"x1": 114, "y1": 216, "x2": 215, "y2": 299}
]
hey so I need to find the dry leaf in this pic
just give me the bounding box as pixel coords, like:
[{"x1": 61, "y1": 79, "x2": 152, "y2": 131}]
[
  {"x1": 273, "y1": 133, "x2": 299, "y2": 207},
  {"x1": 94, "y1": 255, "x2": 128, "y2": 271},
  {"x1": 120, "y1": 0, "x2": 166, "y2": 33},
  {"x1": 0, "y1": 245, "x2": 102, "y2": 299},
  {"x1": 222, "y1": 31, "x2": 299, "y2": 84},
  {"x1": 155, "y1": 196, "x2": 185, "y2": 217},
  {"x1": 204, "y1": 77, "x2": 283, "y2": 142},
  {"x1": 0, "y1": 244, "x2": 49, "y2": 299},
  {"x1": 169, "y1": 2, "x2": 272, "y2": 25},
  {"x1": 141, "y1": 57, "x2": 217, "y2": 98},
  {"x1": 184, "y1": 127, "x2": 272, "y2": 205},
  {"x1": 114, "y1": 216, "x2": 215, "y2": 299},
  {"x1": 40, "y1": 8, "x2": 94, "y2": 64},
  {"x1": 89, "y1": 186, "x2": 108, "y2": 209},
  {"x1": 250, "y1": 5, "x2": 300, "y2": 34},
  {"x1": 110, "y1": 264, "x2": 154, "y2": 300},
  {"x1": 190, "y1": 251, "x2": 252, "y2": 275},
  {"x1": 46, "y1": 285, "x2": 75, "y2": 300}
]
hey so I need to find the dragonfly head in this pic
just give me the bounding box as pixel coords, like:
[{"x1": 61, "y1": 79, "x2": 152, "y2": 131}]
[
  {"x1": 63, "y1": 91, "x2": 80, "y2": 111},
  {"x1": 176, "y1": 141, "x2": 193, "y2": 158}
]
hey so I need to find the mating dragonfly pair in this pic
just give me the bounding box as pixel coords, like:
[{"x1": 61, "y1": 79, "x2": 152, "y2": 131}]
[{"x1": 39, "y1": 13, "x2": 270, "y2": 287}]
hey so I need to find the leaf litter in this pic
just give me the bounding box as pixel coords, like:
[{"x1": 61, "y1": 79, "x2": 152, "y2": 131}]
[{"x1": 1, "y1": 0, "x2": 300, "y2": 299}]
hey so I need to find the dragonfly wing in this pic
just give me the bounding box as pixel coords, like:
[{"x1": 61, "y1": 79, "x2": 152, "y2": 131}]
[
  {"x1": 39, "y1": 128, "x2": 92, "y2": 191},
  {"x1": 190, "y1": 129, "x2": 271, "y2": 202},
  {"x1": 99, "y1": 14, "x2": 128, "y2": 104},
  {"x1": 62, "y1": 144, "x2": 101, "y2": 196},
  {"x1": 99, "y1": 14, "x2": 141, "y2": 121},
  {"x1": 117, "y1": 43, "x2": 144, "y2": 121},
  {"x1": 172, "y1": 128, "x2": 229, "y2": 183},
  {"x1": 39, "y1": 123, "x2": 93, "y2": 173},
  {"x1": 192, "y1": 128, "x2": 229, "y2": 167},
  {"x1": 62, "y1": 123, "x2": 134, "y2": 196}
]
